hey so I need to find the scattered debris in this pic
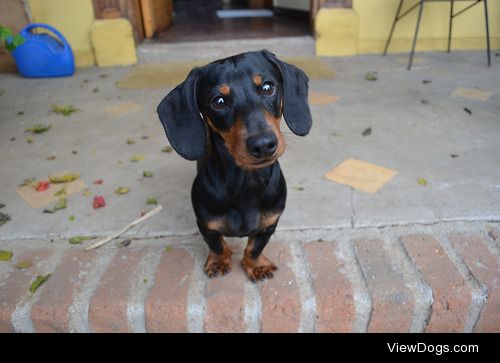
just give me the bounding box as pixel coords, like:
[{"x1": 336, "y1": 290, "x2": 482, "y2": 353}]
[
  {"x1": 164, "y1": 246, "x2": 173, "y2": 253},
  {"x1": 362, "y1": 127, "x2": 372, "y2": 136},
  {"x1": 422, "y1": 80, "x2": 432, "y2": 84},
  {"x1": 115, "y1": 187, "x2": 130, "y2": 195},
  {"x1": 54, "y1": 188, "x2": 66, "y2": 197},
  {"x1": 293, "y1": 186, "x2": 305, "y2": 192},
  {"x1": 49, "y1": 172, "x2": 79, "y2": 183},
  {"x1": 130, "y1": 154, "x2": 145, "y2": 162},
  {"x1": 126, "y1": 139, "x2": 135, "y2": 145},
  {"x1": 46, "y1": 156, "x2": 56, "y2": 161},
  {"x1": 15, "y1": 261, "x2": 32, "y2": 270},
  {"x1": 26, "y1": 137, "x2": 34, "y2": 144},
  {"x1": 421, "y1": 100, "x2": 429, "y2": 105},
  {"x1": 141, "y1": 135, "x2": 149, "y2": 140},
  {"x1": 0, "y1": 203, "x2": 4, "y2": 208},
  {"x1": 0, "y1": 212, "x2": 11, "y2": 227},
  {"x1": 417, "y1": 177, "x2": 428, "y2": 186},
  {"x1": 143, "y1": 171, "x2": 153, "y2": 178},
  {"x1": 93, "y1": 88, "x2": 99, "y2": 93},
  {"x1": 19, "y1": 178, "x2": 36, "y2": 187},
  {"x1": 83, "y1": 189, "x2": 91, "y2": 197},
  {"x1": 93, "y1": 195, "x2": 106, "y2": 209},
  {"x1": 43, "y1": 197, "x2": 67, "y2": 213},
  {"x1": 464, "y1": 107, "x2": 472, "y2": 115},
  {"x1": 25, "y1": 124, "x2": 51, "y2": 134},
  {"x1": 450, "y1": 154, "x2": 460, "y2": 158},
  {"x1": 94, "y1": 179, "x2": 103, "y2": 185},
  {"x1": 29, "y1": 274, "x2": 51, "y2": 295},
  {"x1": 365, "y1": 72, "x2": 378, "y2": 81},
  {"x1": 85, "y1": 205, "x2": 163, "y2": 251},
  {"x1": 17, "y1": 111, "x2": 24, "y2": 116},
  {"x1": 68, "y1": 215, "x2": 75, "y2": 221},
  {"x1": 36, "y1": 180, "x2": 50, "y2": 192},
  {"x1": 72, "y1": 150, "x2": 78, "y2": 155},
  {"x1": 119, "y1": 239, "x2": 132, "y2": 248},
  {"x1": 52, "y1": 104, "x2": 79, "y2": 116},
  {"x1": 68, "y1": 236, "x2": 94, "y2": 245},
  {"x1": 146, "y1": 197, "x2": 158, "y2": 205},
  {"x1": 0, "y1": 250, "x2": 13, "y2": 261},
  {"x1": 99, "y1": 74, "x2": 108, "y2": 78},
  {"x1": 161, "y1": 146, "x2": 173, "y2": 153},
  {"x1": 10, "y1": 137, "x2": 15, "y2": 141}
]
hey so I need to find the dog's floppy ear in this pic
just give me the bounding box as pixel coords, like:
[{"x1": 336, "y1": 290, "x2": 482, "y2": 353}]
[
  {"x1": 157, "y1": 68, "x2": 206, "y2": 161},
  {"x1": 262, "y1": 50, "x2": 312, "y2": 136}
]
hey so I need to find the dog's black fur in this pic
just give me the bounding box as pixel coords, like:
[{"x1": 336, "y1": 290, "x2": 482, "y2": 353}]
[{"x1": 157, "y1": 50, "x2": 312, "y2": 281}]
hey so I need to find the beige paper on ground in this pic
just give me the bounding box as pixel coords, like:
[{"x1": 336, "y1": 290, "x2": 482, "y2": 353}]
[
  {"x1": 104, "y1": 102, "x2": 143, "y2": 116},
  {"x1": 308, "y1": 91, "x2": 340, "y2": 106},
  {"x1": 451, "y1": 87, "x2": 492, "y2": 101},
  {"x1": 325, "y1": 158, "x2": 398, "y2": 194},
  {"x1": 17, "y1": 176, "x2": 87, "y2": 209}
]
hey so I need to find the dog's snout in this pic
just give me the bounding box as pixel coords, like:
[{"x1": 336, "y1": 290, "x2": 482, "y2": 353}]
[{"x1": 246, "y1": 133, "x2": 278, "y2": 159}]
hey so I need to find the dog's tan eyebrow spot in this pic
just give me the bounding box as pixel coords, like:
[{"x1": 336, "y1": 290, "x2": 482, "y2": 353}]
[
  {"x1": 219, "y1": 84, "x2": 231, "y2": 96},
  {"x1": 253, "y1": 74, "x2": 263, "y2": 86}
]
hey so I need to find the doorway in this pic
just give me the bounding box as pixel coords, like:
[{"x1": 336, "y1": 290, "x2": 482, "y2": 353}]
[{"x1": 154, "y1": 0, "x2": 312, "y2": 42}]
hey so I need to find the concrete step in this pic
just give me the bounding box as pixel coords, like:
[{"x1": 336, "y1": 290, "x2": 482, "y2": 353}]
[
  {"x1": 137, "y1": 36, "x2": 316, "y2": 63},
  {"x1": 1, "y1": 222, "x2": 498, "y2": 332}
]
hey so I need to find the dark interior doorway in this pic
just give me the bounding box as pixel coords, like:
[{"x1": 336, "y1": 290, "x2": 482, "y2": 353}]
[{"x1": 154, "y1": 0, "x2": 311, "y2": 42}]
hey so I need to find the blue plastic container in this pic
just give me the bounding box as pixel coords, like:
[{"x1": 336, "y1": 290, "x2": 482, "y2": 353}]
[{"x1": 11, "y1": 23, "x2": 75, "y2": 78}]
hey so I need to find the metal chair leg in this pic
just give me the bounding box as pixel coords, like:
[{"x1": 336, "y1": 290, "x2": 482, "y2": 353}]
[
  {"x1": 383, "y1": 0, "x2": 404, "y2": 56},
  {"x1": 408, "y1": 1, "x2": 425, "y2": 70},
  {"x1": 448, "y1": 0, "x2": 454, "y2": 53},
  {"x1": 484, "y1": 0, "x2": 491, "y2": 66}
]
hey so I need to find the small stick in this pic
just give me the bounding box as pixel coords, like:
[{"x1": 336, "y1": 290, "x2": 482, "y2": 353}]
[{"x1": 85, "y1": 205, "x2": 163, "y2": 251}]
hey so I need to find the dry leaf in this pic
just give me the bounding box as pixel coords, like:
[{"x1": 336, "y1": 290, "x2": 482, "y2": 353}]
[{"x1": 15, "y1": 261, "x2": 32, "y2": 270}]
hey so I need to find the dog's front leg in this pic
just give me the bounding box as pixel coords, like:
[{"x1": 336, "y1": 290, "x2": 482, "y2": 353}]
[
  {"x1": 197, "y1": 220, "x2": 233, "y2": 278},
  {"x1": 241, "y1": 224, "x2": 278, "y2": 282}
]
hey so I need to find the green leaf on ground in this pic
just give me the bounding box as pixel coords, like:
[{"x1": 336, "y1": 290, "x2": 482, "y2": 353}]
[
  {"x1": 161, "y1": 146, "x2": 173, "y2": 153},
  {"x1": 0, "y1": 250, "x2": 13, "y2": 261},
  {"x1": 146, "y1": 197, "x2": 158, "y2": 205},
  {"x1": 143, "y1": 171, "x2": 153, "y2": 178},
  {"x1": 26, "y1": 137, "x2": 34, "y2": 144},
  {"x1": 54, "y1": 188, "x2": 66, "y2": 197},
  {"x1": 68, "y1": 215, "x2": 75, "y2": 222},
  {"x1": 25, "y1": 124, "x2": 51, "y2": 134},
  {"x1": 365, "y1": 72, "x2": 378, "y2": 81},
  {"x1": 46, "y1": 155, "x2": 56, "y2": 161},
  {"x1": 126, "y1": 139, "x2": 135, "y2": 145},
  {"x1": 52, "y1": 104, "x2": 79, "y2": 116},
  {"x1": 54, "y1": 197, "x2": 67, "y2": 211},
  {"x1": 129, "y1": 154, "x2": 145, "y2": 162},
  {"x1": 29, "y1": 274, "x2": 51, "y2": 295},
  {"x1": 293, "y1": 186, "x2": 305, "y2": 192},
  {"x1": 164, "y1": 246, "x2": 173, "y2": 253},
  {"x1": 417, "y1": 177, "x2": 428, "y2": 186},
  {"x1": 115, "y1": 187, "x2": 130, "y2": 195},
  {"x1": 15, "y1": 261, "x2": 32, "y2": 270},
  {"x1": 68, "y1": 236, "x2": 94, "y2": 245},
  {"x1": 49, "y1": 173, "x2": 80, "y2": 183}
]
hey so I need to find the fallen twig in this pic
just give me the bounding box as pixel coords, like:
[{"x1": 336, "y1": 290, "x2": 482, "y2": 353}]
[{"x1": 85, "y1": 205, "x2": 163, "y2": 251}]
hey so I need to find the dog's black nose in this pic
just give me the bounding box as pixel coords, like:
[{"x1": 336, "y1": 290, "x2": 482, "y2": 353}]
[{"x1": 246, "y1": 133, "x2": 278, "y2": 159}]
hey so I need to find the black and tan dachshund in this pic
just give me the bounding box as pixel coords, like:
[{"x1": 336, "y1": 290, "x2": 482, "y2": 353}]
[{"x1": 157, "y1": 50, "x2": 312, "y2": 282}]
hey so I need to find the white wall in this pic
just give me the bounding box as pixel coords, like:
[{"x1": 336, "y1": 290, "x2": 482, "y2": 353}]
[{"x1": 273, "y1": 0, "x2": 309, "y2": 11}]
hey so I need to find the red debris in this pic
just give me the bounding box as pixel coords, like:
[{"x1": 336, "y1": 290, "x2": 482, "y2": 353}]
[
  {"x1": 94, "y1": 179, "x2": 103, "y2": 185},
  {"x1": 36, "y1": 180, "x2": 50, "y2": 192},
  {"x1": 93, "y1": 195, "x2": 106, "y2": 209}
]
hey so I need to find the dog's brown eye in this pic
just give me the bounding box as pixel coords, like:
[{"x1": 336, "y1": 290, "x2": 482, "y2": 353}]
[
  {"x1": 261, "y1": 82, "x2": 275, "y2": 97},
  {"x1": 211, "y1": 96, "x2": 226, "y2": 110}
]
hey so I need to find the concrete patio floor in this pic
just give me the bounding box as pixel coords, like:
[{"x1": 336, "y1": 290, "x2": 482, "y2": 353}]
[{"x1": 0, "y1": 44, "x2": 499, "y2": 332}]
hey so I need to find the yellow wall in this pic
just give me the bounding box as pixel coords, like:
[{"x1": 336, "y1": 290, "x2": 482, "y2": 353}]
[
  {"x1": 317, "y1": 0, "x2": 500, "y2": 56},
  {"x1": 28, "y1": 0, "x2": 95, "y2": 67}
]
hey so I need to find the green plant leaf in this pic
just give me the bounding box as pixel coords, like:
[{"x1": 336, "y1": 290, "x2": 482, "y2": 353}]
[
  {"x1": 161, "y1": 146, "x2": 173, "y2": 153},
  {"x1": 365, "y1": 72, "x2": 378, "y2": 81},
  {"x1": 54, "y1": 197, "x2": 67, "y2": 211},
  {"x1": 0, "y1": 26, "x2": 13, "y2": 41},
  {"x1": 52, "y1": 104, "x2": 78, "y2": 116},
  {"x1": 0, "y1": 212, "x2": 11, "y2": 226},
  {"x1": 146, "y1": 197, "x2": 158, "y2": 205},
  {"x1": 129, "y1": 154, "x2": 145, "y2": 162},
  {"x1": 0, "y1": 250, "x2": 13, "y2": 261},
  {"x1": 25, "y1": 124, "x2": 51, "y2": 134},
  {"x1": 15, "y1": 261, "x2": 32, "y2": 270},
  {"x1": 417, "y1": 177, "x2": 428, "y2": 186},
  {"x1": 29, "y1": 274, "x2": 51, "y2": 295},
  {"x1": 115, "y1": 187, "x2": 130, "y2": 195},
  {"x1": 68, "y1": 236, "x2": 94, "y2": 245},
  {"x1": 143, "y1": 171, "x2": 153, "y2": 178},
  {"x1": 49, "y1": 173, "x2": 79, "y2": 183}
]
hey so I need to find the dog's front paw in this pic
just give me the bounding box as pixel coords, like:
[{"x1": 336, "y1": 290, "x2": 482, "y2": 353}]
[
  {"x1": 204, "y1": 248, "x2": 233, "y2": 278},
  {"x1": 241, "y1": 254, "x2": 277, "y2": 282}
]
